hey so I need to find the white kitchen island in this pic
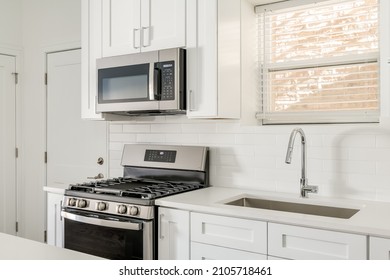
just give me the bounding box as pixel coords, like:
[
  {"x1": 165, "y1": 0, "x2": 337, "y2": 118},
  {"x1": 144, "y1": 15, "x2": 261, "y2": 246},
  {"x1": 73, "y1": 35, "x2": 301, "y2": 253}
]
[{"x1": 0, "y1": 232, "x2": 103, "y2": 260}]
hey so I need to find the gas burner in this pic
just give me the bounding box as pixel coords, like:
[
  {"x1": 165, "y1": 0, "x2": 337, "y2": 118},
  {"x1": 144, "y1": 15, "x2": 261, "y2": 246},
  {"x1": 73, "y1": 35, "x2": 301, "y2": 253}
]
[{"x1": 69, "y1": 178, "x2": 203, "y2": 201}]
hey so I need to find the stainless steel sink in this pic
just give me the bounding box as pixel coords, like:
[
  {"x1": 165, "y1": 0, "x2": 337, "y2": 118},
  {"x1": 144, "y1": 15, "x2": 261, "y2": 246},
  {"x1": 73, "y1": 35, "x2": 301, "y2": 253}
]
[{"x1": 225, "y1": 197, "x2": 360, "y2": 219}]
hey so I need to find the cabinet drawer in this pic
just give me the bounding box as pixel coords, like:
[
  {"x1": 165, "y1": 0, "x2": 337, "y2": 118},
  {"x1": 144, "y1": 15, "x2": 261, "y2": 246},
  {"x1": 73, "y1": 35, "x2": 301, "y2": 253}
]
[
  {"x1": 268, "y1": 223, "x2": 367, "y2": 260},
  {"x1": 369, "y1": 236, "x2": 390, "y2": 260},
  {"x1": 191, "y1": 213, "x2": 267, "y2": 254},
  {"x1": 191, "y1": 242, "x2": 266, "y2": 260}
]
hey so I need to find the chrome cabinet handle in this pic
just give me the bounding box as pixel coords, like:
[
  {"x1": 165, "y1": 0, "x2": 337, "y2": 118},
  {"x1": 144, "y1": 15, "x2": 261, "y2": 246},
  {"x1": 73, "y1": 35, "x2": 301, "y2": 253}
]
[
  {"x1": 188, "y1": 90, "x2": 196, "y2": 111},
  {"x1": 133, "y1": 28, "x2": 140, "y2": 49},
  {"x1": 142, "y1": 26, "x2": 151, "y2": 47},
  {"x1": 87, "y1": 173, "x2": 104, "y2": 179},
  {"x1": 159, "y1": 213, "x2": 164, "y2": 240}
]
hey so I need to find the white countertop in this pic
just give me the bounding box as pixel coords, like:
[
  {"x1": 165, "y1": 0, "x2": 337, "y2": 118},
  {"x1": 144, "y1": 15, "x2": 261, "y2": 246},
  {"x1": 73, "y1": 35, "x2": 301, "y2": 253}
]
[
  {"x1": 155, "y1": 187, "x2": 390, "y2": 238},
  {"x1": 0, "y1": 233, "x2": 103, "y2": 260},
  {"x1": 43, "y1": 183, "x2": 69, "y2": 195}
]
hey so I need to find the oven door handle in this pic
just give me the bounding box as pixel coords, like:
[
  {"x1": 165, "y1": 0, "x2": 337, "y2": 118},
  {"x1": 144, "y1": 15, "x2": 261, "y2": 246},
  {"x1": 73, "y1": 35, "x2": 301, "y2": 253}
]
[{"x1": 61, "y1": 211, "x2": 142, "y2": 231}]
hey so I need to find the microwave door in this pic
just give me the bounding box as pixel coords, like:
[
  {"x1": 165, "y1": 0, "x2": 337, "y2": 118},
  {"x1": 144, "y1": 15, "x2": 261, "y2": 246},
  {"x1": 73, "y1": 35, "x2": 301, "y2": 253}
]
[{"x1": 96, "y1": 63, "x2": 159, "y2": 113}]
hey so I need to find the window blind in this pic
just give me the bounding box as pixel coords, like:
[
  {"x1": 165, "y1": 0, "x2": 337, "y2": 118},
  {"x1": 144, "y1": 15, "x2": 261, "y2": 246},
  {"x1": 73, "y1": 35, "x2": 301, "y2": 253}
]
[{"x1": 257, "y1": 0, "x2": 379, "y2": 124}]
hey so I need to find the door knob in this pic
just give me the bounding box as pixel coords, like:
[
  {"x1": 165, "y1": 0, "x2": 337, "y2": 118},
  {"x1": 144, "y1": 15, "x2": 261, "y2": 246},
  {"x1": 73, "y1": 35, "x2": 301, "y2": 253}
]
[
  {"x1": 97, "y1": 157, "x2": 104, "y2": 165},
  {"x1": 87, "y1": 173, "x2": 104, "y2": 180}
]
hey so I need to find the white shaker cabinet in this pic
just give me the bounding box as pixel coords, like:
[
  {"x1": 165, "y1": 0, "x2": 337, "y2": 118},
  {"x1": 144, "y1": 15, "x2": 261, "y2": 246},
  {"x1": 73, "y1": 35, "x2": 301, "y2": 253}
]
[
  {"x1": 186, "y1": 0, "x2": 241, "y2": 118},
  {"x1": 102, "y1": 0, "x2": 186, "y2": 57},
  {"x1": 268, "y1": 223, "x2": 367, "y2": 260},
  {"x1": 81, "y1": 0, "x2": 103, "y2": 119},
  {"x1": 369, "y1": 236, "x2": 390, "y2": 259},
  {"x1": 46, "y1": 192, "x2": 63, "y2": 248},
  {"x1": 190, "y1": 213, "x2": 267, "y2": 259},
  {"x1": 191, "y1": 242, "x2": 266, "y2": 260},
  {"x1": 158, "y1": 207, "x2": 190, "y2": 260}
]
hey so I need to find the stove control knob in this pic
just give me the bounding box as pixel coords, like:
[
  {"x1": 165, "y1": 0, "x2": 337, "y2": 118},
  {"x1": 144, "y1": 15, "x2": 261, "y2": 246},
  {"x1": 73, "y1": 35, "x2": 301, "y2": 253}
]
[
  {"x1": 129, "y1": 206, "x2": 139, "y2": 216},
  {"x1": 77, "y1": 199, "x2": 87, "y2": 208},
  {"x1": 97, "y1": 202, "x2": 107, "y2": 211},
  {"x1": 68, "y1": 198, "x2": 77, "y2": 207},
  {"x1": 117, "y1": 205, "x2": 127, "y2": 214}
]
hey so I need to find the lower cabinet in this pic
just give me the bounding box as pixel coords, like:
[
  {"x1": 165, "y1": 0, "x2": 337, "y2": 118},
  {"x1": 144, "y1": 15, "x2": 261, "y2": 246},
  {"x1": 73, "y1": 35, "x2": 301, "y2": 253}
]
[
  {"x1": 157, "y1": 207, "x2": 372, "y2": 260},
  {"x1": 268, "y1": 223, "x2": 367, "y2": 260},
  {"x1": 46, "y1": 192, "x2": 63, "y2": 247},
  {"x1": 191, "y1": 212, "x2": 267, "y2": 259},
  {"x1": 158, "y1": 207, "x2": 190, "y2": 260},
  {"x1": 191, "y1": 242, "x2": 266, "y2": 260},
  {"x1": 369, "y1": 236, "x2": 390, "y2": 259}
]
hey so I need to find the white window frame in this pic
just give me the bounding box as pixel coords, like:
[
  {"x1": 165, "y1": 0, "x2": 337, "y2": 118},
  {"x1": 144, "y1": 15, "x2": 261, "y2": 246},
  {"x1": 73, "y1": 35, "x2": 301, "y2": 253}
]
[{"x1": 255, "y1": 0, "x2": 387, "y2": 125}]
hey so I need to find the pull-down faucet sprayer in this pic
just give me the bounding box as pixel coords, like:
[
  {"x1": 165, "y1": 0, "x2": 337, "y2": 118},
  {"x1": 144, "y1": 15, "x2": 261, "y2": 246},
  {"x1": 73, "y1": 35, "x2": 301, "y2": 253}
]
[{"x1": 285, "y1": 128, "x2": 318, "y2": 198}]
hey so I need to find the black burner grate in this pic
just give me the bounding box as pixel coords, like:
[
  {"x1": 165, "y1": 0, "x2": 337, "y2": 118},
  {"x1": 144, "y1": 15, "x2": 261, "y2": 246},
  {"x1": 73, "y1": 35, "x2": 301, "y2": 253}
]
[{"x1": 68, "y1": 177, "x2": 203, "y2": 200}]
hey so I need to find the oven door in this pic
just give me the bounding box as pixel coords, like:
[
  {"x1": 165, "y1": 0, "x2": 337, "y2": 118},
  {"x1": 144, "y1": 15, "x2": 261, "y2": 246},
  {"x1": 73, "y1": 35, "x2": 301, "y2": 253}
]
[{"x1": 61, "y1": 208, "x2": 154, "y2": 260}]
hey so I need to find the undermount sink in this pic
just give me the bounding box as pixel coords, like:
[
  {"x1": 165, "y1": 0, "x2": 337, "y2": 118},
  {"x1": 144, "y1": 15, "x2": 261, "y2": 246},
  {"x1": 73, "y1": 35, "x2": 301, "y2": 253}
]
[{"x1": 225, "y1": 197, "x2": 360, "y2": 219}]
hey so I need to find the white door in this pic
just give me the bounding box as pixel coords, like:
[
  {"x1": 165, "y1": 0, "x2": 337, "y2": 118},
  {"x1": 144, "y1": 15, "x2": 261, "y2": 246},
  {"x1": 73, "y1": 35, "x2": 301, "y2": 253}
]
[
  {"x1": 0, "y1": 54, "x2": 17, "y2": 235},
  {"x1": 46, "y1": 49, "x2": 107, "y2": 186}
]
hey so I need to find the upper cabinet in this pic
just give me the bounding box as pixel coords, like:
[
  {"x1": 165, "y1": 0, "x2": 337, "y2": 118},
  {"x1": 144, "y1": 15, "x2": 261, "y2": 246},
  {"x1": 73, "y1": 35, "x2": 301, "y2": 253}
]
[
  {"x1": 186, "y1": 0, "x2": 242, "y2": 119},
  {"x1": 81, "y1": 0, "x2": 103, "y2": 119},
  {"x1": 102, "y1": 0, "x2": 186, "y2": 57}
]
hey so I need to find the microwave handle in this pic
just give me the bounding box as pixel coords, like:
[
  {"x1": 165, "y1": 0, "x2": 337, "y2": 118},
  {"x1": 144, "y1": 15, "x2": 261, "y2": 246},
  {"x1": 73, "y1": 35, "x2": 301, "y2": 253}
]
[
  {"x1": 154, "y1": 67, "x2": 161, "y2": 100},
  {"x1": 148, "y1": 64, "x2": 155, "y2": 101}
]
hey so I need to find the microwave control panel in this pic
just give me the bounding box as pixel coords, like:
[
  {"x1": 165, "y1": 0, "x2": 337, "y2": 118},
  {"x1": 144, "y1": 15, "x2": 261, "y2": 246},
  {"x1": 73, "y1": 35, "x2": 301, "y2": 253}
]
[{"x1": 156, "y1": 61, "x2": 175, "y2": 100}]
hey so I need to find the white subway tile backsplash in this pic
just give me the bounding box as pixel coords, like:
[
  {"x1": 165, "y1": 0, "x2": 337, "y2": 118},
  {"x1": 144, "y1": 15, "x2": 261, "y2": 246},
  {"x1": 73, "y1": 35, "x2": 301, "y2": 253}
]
[
  {"x1": 198, "y1": 134, "x2": 236, "y2": 145},
  {"x1": 151, "y1": 123, "x2": 181, "y2": 133},
  {"x1": 182, "y1": 123, "x2": 217, "y2": 133},
  {"x1": 136, "y1": 134, "x2": 166, "y2": 143},
  {"x1": 235, "y1": 134, "x2": 277, "y2": 146},
  {"x1": 108, "y1": 119, "x2": 390, "y2": 202},
  {"x1": 165, "y1": 134, "x2": 199, "y2": 144},
  {"x1": 110, "y1": 133, "x2": 136, "y2": 142},
  {"x1": 122, "y1": 124, "x2": 151, "y2": 133}
]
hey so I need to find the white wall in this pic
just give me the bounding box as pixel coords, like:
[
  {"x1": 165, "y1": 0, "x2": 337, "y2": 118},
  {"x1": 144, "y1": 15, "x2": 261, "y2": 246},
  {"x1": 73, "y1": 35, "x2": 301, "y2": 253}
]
[
  {"x1": 0, "y1": 0, "x2": 22, "y2": 48},
  {"x1": 19, "y1": 0, "x2": 81, "y2": 241},
  {"x1": 109, "y1": 116, "x2": 390, "y2": 202}
]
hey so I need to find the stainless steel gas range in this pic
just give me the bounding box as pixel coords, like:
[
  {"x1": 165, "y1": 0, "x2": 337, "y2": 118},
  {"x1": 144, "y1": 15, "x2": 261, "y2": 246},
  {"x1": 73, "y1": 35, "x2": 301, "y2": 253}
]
[{"x1": 61, "y1": 144, "x2": 209, "y2": 260}]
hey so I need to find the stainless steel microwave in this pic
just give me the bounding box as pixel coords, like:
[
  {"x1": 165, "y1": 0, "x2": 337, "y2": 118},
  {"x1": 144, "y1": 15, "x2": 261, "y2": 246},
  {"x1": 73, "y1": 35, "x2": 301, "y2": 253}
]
[{"x1": 96, "y1": 48, "x2": 186, "y2": 116}]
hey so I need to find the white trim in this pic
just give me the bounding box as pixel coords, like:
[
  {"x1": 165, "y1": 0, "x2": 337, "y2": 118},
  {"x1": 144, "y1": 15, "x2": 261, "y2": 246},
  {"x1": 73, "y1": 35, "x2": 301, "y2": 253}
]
[
  {"x1": 379, "y1": 0, "x2": 390, "y2": 117},
  {"x1": 255, "y1": 0, "x2": 349, "y2": 12},
  {"x1": 0, "y1": 46, "x2": 23, "y2": 237}
]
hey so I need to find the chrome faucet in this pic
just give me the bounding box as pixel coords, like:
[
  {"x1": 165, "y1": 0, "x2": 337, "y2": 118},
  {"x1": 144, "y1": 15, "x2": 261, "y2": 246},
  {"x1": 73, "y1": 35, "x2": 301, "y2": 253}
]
[{"x1": 285, "y1": 128, "x2": 318, "y2": 198}]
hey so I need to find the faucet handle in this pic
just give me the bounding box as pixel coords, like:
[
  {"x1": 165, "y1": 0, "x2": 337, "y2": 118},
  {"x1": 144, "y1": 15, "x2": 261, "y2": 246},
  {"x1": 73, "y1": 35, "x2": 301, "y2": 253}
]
[
  {"x1": 301, "y1": 184, "x2": 318, "y2": 198},
  {"x1": 307, "y1": 185, "x2": 318, "y2": 193}
]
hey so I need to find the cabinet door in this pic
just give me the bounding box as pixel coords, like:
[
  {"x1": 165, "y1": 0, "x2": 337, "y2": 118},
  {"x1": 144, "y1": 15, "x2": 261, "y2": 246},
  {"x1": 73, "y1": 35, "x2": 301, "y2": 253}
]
[
  {"x1": 369, "y1": 236, "x2": 390, "y2": 260},
  {"x1": 141, "y1": 0, "x2": 186, "y2": 52},
  {"x1": 186, "y1": 0, "x2": 218, "y2": 118},
  {"x1": 46, "y1": 193, "x2": 63, "y2": 247},
  {"x1": 191, "y1": 242, "x2": 266, "y2": 260},
  {"x1": 186, "y1": 0, "x2": 241, "y2": 119},
  {"x1": 268, "y1": 223, "x2": 367, "y2": 260},
  {"x1": 191, "y1": 213, "x2": 267, "y2": 254},
  {"x1": 158, "y1": 208, "x2": 190, "y2": 260},
  {"x1": 102, "y1": 0, "x2": 141, "y2": 57},
  {"x1": 81, "y1": 0, "x2": 103, "y2": 119}
]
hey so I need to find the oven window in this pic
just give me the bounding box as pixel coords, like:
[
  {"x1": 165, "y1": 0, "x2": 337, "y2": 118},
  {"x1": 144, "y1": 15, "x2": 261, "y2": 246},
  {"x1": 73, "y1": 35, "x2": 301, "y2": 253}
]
[{"x1": 64, "y1": 218, "x2": 144, "y2": 260}]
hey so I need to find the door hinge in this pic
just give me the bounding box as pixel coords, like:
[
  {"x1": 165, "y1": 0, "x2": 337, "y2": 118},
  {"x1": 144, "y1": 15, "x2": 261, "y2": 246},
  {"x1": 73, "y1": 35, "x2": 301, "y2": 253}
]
[
  {"x1": 15, "y1": 148, "x2": 19, "y2": 158},
  {"x1": 45, "y1": 73, "x2": 48, "y2": 85},
  {"x1": 44, "y1": 151, "x2": 47, "y2": 163},
  {"x1": 15, "y1": 222, "x2": 18, "y2": 233},
  {"x1": 12, "y1": 72, "x2": 19, "y2": 84},
  {"x1": 44, "y1": 230, "x2": 47, "y2": 243}
]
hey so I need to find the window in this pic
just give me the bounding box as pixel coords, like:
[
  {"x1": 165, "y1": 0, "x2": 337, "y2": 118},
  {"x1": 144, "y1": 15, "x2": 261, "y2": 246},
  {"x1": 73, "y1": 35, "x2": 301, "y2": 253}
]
[{"x1": 256, "y1": 0, "x2": 379, "y2": 124}]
